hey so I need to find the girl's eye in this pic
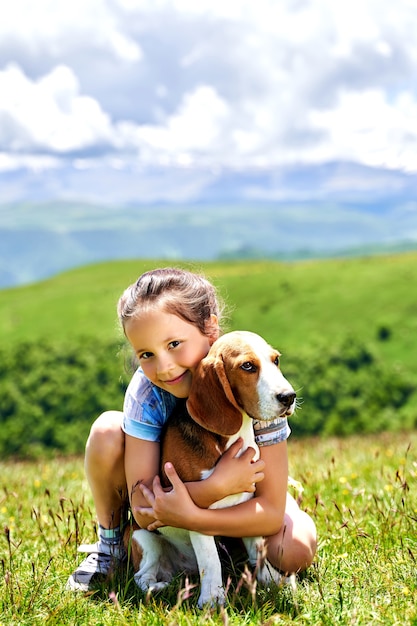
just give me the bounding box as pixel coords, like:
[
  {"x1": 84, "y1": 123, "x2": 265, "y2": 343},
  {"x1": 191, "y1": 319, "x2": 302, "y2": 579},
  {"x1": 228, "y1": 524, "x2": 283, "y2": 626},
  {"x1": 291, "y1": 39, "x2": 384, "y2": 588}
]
[
  {"x1": 139, "y1": 351, "x2": 153, "y2": 360},
  {"x1": 240, "y1": 361, "x2": 257, "y2": 373},
  {"x1": 169, "y1": 340, "x2": 181, "y2": 349}
]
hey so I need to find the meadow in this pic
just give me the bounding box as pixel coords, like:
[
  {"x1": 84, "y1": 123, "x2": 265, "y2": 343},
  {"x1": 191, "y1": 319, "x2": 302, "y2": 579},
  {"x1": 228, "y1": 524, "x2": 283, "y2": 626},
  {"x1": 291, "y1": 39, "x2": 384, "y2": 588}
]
[
  {"x1": 1, "y1": 431, "x2": 416, "y2": 625},
  {"x1": 1, "y1": 253, "x2": 417, "y2": 623}
]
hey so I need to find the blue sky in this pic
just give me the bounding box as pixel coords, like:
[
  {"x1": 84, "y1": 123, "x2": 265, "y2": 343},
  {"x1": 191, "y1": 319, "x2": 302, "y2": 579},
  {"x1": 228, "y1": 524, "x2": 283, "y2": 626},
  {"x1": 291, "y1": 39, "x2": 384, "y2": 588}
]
[{"x1": 1, "y1": 0, "x2": 417, "y2": 205}]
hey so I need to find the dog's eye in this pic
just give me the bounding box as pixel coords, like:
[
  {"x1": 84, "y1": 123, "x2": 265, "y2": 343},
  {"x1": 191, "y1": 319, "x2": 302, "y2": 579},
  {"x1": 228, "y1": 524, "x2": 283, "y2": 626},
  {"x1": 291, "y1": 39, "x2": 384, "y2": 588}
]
[
  {"x1": 274, "y1": 355, "x2": 280, "y2": 367},
  {"x1": 240, "y1": 361, "x2": 257, "y2": 372}
]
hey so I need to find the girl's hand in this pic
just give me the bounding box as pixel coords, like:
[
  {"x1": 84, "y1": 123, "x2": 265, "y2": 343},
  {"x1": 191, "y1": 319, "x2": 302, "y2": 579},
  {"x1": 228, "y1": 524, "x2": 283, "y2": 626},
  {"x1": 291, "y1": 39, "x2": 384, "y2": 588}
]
[
  {"x1": 136, "y1": 462, "x2": 199, "y2": 531},
  {"x1": 211, "y1": 438, "x2": 265, "y2": 500}
]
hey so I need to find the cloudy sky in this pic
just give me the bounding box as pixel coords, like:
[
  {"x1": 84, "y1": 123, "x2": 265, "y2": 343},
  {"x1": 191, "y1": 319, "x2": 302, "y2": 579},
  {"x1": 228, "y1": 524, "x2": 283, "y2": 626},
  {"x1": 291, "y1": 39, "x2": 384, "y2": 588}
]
[{"x1": 1, "y1": 0, "x2": 417, "y2": 205}]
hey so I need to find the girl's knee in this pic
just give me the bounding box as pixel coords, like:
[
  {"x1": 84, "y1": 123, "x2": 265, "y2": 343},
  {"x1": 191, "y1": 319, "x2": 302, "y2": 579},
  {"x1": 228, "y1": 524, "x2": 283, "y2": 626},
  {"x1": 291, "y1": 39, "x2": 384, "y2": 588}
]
[
  {"x1": 292, "y1": 528, "x2": 317, "y2": 571},
  {"x1": 267, "y1": 510, "x2": 317, "y2": 573},
  {"x1": 290, "y1": 511, "x2": 317, "y2": 571},
  {"x1": 86, "y1": 411, "x2": 124, "y2": 460}
]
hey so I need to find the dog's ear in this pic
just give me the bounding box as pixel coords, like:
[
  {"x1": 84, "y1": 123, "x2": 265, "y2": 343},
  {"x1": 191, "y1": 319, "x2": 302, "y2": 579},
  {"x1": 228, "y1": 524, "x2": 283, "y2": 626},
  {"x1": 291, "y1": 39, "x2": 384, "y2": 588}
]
[{"x1": 186, "y1": 352, "x2": 243, "y2": 436}]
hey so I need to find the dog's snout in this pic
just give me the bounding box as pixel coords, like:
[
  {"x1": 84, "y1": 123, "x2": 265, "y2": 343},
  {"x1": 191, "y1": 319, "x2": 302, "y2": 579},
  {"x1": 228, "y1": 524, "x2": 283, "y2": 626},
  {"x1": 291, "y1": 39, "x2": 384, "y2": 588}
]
[{"x1": 277, "y1": 391, "x2": 296, "y2": 408}]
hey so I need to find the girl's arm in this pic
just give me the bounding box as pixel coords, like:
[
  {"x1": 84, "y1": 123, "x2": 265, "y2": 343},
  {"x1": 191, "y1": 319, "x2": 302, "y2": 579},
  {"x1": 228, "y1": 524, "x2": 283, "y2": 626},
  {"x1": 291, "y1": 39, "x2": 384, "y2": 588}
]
[
  {"x1": 138, "y1": 441, "x2": 289, "y2": 538},
  {"x1": 125, "y1": 434, "x2": 160, "y2": 529},
  {"x1": 125, "y1": 434, "x2": 266, "y2": 529},
  {"x1": 182, "y1": 438, "x2": 266, "y2": 508}
]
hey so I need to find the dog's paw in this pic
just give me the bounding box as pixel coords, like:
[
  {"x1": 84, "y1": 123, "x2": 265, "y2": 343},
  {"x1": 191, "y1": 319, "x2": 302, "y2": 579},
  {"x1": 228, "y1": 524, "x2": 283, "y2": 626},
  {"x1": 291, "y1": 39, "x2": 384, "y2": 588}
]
[
  {"x1": 197, "y1": 585, "x2": 226, "y2": 609},
  {"x1": 147, "y1": 581, "x2": 170, "y2": 593},
  {"x1": 133, "y1": 573, "x2": 169, "y2": 593}
]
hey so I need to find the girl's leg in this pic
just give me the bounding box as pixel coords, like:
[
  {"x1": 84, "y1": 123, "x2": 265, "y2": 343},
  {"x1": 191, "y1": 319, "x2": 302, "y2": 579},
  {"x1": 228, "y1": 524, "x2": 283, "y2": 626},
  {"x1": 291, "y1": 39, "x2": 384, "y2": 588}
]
[
  {"x1": 84, "y1": 410, "x2": 127, "y2": 528},
  {"x1": 265, "y1": 493, "x2": 317, "y2": 574},
  {"x1": 67, "y1": 411, "x2": 127, "y2": 591}
]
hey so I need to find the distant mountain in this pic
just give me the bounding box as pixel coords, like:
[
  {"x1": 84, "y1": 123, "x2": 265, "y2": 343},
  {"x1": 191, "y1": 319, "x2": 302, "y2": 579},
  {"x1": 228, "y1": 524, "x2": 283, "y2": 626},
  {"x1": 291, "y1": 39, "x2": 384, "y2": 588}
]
[{"x1": 1, "y1": 199, "x2": 417, "y2": 289}]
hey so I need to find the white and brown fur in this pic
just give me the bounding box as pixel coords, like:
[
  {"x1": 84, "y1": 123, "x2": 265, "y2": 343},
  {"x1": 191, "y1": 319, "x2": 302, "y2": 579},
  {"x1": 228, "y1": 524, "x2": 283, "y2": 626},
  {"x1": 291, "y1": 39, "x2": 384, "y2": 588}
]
[{"x1": 125, "y1": 330, "x2": 296, "y2": 607}]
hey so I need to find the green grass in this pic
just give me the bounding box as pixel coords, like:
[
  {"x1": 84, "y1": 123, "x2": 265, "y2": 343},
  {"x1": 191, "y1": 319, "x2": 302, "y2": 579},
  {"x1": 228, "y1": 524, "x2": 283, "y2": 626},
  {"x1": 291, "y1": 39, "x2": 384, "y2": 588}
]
[
  {"x1": 1, "y1": 254, "x2": 417, "y2": 621},
  {"x1": 1, "y1": 431, "x2": 416, "y2": 625},
  {"x1": 1, "y1": 252, "x2": 417, "y2": 370}
]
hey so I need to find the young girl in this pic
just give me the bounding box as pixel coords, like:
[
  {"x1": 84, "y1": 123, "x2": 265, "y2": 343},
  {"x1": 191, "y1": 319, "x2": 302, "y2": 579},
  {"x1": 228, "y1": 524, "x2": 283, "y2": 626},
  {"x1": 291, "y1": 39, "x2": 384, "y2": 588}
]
[{"x1": 67, "y1": 267, "x2": 317, "y2": 592}]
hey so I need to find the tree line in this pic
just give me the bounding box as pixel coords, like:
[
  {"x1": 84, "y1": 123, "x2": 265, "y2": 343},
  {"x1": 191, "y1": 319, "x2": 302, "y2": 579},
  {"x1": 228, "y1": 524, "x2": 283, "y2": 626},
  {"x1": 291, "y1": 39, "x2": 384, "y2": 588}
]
[{"x1": 0, "y1": 336, "x2": 415, "y2": 459}]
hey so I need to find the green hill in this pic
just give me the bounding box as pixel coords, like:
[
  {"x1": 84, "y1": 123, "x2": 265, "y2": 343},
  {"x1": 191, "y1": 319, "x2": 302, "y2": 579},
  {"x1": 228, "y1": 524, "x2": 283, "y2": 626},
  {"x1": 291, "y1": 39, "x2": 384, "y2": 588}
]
[
  {"x1": 1, "y1": 254, "x2": 416, "y2": 367},
  {"x1": 1, "y1": 254, "x2": 416, "y2": 457}
]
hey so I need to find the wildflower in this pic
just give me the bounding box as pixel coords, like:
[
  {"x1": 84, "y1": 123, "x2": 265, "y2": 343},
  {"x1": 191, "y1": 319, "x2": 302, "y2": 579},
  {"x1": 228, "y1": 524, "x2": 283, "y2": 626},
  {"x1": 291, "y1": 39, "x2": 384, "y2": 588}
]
[
  {"x1": 109, "y1": 591, "x2": 121, "y2": 609},
  {"x1": 288, "y1": 477, "x2": 304, "y2": 493}
]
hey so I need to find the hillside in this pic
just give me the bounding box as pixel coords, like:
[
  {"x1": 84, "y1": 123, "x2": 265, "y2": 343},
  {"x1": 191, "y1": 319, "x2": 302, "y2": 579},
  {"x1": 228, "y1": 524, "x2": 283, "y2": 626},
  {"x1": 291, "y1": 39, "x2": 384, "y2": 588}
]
[
  {"x1": 1, "y1": 253, "x2": 417, "y2": 368},
  {"x1": 1, "y1": 254, "x2": 416, "y2": 457}
]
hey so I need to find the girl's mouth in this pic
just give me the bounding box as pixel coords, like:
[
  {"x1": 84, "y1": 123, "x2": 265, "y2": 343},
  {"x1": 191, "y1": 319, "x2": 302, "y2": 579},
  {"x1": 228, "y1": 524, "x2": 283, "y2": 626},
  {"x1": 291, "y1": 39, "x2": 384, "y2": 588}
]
[{"x1": 163, "y1": 372, "x2": 187, "y2": 386}]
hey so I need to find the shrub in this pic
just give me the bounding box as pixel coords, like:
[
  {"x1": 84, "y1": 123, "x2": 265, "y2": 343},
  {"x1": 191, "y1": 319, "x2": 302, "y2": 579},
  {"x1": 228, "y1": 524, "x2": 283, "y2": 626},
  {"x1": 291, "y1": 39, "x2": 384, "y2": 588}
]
[
  {"x1": 286, "y1": 337, "x2": 416, "y2": 437},
  {"x1": 0, "y1": 336, "x2": 416, "y2": 458},
  {"x1": 0, "y1": 338, "x2": 131, "y2": 458}
]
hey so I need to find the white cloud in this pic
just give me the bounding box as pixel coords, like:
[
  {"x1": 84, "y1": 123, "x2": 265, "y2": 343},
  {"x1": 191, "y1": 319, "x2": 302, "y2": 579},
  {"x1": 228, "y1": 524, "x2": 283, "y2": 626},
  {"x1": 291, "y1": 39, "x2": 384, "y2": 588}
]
[
  {"x1": 0, "y1": 0, "x2": 142, "y2": 62},
  {"x1": 120, "y1": 85, "x2": 231, "y2": 164},
  {"x1": 1, "y1": 0, "x2": 417, "y2": 202},
  {"x1": 310, "y1": 89, "x2": 417, "y2": 171},
  {"x1": 0, "y1": 64, "x2": 115, "y2": 153}
]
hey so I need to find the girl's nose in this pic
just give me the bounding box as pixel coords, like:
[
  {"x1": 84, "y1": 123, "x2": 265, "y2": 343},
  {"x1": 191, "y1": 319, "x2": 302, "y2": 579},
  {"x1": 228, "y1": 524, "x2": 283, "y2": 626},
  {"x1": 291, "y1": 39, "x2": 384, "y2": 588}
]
[{"x1": 156, "y1": 353, "x2": 173, "y2": 376}]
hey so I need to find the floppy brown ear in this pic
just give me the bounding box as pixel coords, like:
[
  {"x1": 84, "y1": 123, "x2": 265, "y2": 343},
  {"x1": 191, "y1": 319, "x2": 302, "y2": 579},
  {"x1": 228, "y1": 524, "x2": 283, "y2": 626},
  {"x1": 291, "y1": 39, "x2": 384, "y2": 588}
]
[{"x1": 186, "y1": 353, "x2": 243, "y2": 436}]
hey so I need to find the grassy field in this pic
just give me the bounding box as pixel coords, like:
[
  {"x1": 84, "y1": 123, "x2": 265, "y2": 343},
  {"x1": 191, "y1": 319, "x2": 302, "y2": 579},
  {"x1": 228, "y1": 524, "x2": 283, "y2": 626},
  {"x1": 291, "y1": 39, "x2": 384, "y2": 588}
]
[
  {"x1": 1, "y1": 430, "x2": 416, "y2": 625},
  {"x1": 1, "y1": 253, "x2": 416, "y2": 623},
  {"x1": 1, "y1": 253, "x2": 417, "y2": 370}
]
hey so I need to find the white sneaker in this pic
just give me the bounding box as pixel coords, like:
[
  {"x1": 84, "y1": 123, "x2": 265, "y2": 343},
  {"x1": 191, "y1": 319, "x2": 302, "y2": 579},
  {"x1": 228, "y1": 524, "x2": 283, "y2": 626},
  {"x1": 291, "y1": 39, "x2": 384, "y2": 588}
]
[{"x1": 66, "y1": 541, "x2": 124, "y2": 591}]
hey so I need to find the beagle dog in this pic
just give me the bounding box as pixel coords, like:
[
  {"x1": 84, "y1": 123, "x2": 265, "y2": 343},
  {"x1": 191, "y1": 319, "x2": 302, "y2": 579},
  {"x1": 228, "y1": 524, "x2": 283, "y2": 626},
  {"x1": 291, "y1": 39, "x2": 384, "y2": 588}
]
[{"x1": 125, "y1": 330, "x2": 296, "y2": 607}]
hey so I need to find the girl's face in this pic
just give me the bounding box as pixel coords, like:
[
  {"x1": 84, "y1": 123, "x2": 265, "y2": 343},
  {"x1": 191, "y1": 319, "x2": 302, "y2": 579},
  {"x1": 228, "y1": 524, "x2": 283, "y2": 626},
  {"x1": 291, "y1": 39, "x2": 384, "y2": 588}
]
[{"x1": 125, "y1": 308, "x2": 219, "y2": 398}]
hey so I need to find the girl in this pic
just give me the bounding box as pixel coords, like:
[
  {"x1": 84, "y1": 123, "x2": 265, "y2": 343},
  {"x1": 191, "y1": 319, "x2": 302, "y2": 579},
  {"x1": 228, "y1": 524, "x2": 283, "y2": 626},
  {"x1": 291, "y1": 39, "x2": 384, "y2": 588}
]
[{"x1": 67, "y1": 267, "x2": 317, "y2": 592}]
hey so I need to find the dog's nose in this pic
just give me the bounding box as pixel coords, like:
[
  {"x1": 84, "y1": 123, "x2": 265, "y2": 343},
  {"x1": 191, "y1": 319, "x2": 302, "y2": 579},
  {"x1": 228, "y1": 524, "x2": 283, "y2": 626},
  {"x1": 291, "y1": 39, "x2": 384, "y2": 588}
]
[{"x1": 277, "y1": 391, "x2": 296, "y2": 408}]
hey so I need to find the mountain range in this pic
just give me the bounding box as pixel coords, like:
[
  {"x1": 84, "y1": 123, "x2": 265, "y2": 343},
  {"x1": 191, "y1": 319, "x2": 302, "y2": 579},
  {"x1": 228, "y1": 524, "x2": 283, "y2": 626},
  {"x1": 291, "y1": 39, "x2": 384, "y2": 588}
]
[
  {"x1": 0, "y1": 164, "x2": 417, "y2": 288},
  {"x1": 1, "y1": 194, "x2": 417, "y2": 289}
]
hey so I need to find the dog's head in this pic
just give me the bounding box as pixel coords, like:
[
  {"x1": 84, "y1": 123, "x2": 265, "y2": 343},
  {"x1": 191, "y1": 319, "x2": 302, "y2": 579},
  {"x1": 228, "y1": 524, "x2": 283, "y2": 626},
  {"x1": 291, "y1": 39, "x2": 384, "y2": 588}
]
[{"x1": 186, "y1": 330, "x2": 296, "y2": 436}]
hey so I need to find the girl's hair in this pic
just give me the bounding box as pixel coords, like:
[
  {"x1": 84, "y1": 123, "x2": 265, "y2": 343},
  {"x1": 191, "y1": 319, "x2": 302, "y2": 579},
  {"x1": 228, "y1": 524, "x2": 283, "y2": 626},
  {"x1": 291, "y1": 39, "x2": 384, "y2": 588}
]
[{"x1": 117, "y1": 267, "x2": 225, "y2": 336}]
